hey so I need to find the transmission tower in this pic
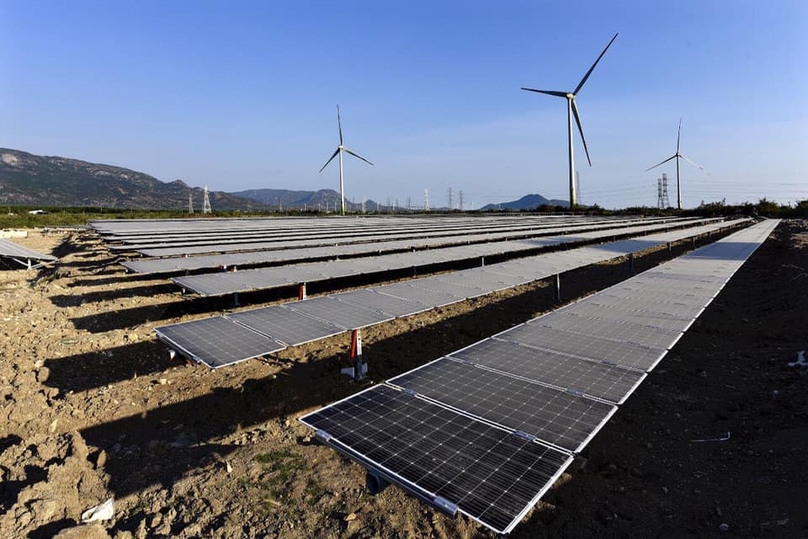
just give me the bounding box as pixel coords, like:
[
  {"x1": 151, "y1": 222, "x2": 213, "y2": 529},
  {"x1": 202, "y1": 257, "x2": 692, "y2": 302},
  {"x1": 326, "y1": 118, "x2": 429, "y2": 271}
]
[
  {"x1": 447, "y1": 187, "x2": 453, "y2": 211},
  {"x1": 407, "y1": 197, "x2": 412, "y2": 211},
  {"x1": 424, "y1": 189, "x2": 430, "y2": 212},
  {"x1": 575, "y1": 172, "x2": 581, "y2": 206},
  {"x1": 458, "y1": 190, "x2": 464, "y2": 211},
  {"x1": 188, "y1": 188, "x2": 194, "y2": 214},
  {"x1": 202, "y1": 186, "x2": 212, "y2": 214},
  {"x1": 657, "y1": 173, "x2": 670, "y2": 209}
]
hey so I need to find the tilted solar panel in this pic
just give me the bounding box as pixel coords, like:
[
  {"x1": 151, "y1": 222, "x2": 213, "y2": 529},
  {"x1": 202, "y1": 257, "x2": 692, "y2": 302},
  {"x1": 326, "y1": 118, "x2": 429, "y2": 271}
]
[
  {"x1": 155, "y1": 317, "x2": 284, "y2": 368},
  {"x1": 300, "y1": 384, "x2": 573, "y2": 535},
  {"x1": 388, "y1": 357, "x2": 616, "y2": 452}
]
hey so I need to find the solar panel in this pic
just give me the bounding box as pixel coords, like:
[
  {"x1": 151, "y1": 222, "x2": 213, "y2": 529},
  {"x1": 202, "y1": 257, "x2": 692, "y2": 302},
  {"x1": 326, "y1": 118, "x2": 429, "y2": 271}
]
[
  {"x1": 155, "y1": 317, "x2": 284, "y2": 368},
  {"x1": 227, "y1": 306, "x2": 345, "y2": 346},
  {"x1": 409, "y1": 277, "x2": 489, "y2": 300},
  {"x1": 388, "y1": 357, "x2": 617, "y2": 452},
  {"x1": 535, "y1": 312, "x2": 683, "y2": 350},
  {"x1": 285, "y1": 296, "x2": 394, "y2": 329},
  {"x1": 500, "y1": 322, "x2": 667, "y2": 372},
  {"x1": 567, "y1": 303, "x2": 694, "y2": 331},
  {"x1": 378, "y1": 282, "x2": 462, "y2": 308},
  {"x1": 0, "y1": 238, "x2": 57, "y2": 268},
  {"x1": 434, "y1": 271, "x2": 513, "y2": 292},
  {"x1": 336, "y1": 289, "x2": 432, "y2": 317},
  {"x1": 300, "y1": 384, "x2": 573, "y2": 535},
  {"x1": 451, "y1": 337, "x2": 647, "y2": 404}
]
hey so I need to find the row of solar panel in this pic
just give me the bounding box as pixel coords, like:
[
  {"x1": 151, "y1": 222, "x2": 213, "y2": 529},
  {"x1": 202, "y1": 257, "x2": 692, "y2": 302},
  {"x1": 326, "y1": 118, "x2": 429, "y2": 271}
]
[
  {"x1": 123, "y1": 217, "x2": 689, "y2": 273},
  {"x1": 121, "y1": 216, "x2": 672, "y2": 258},
  {"x1": 0, "y1": 238, "x2": 57, "y2": 269},
  {"x1": 155, "y1": 219, "x2": 747, "y2": 368},
  {"x1": 91, "y1": 214, "x2": 593, "y2": 236},
  {"x1": 110, "y1": 216, "x2": 608, "y2": 249},
  {"x1": 169, "y1": 218, "x2": 726, "y2": 296},
  {"x1": 299, "y1": 219, "x2": 779, "y2": 534}
]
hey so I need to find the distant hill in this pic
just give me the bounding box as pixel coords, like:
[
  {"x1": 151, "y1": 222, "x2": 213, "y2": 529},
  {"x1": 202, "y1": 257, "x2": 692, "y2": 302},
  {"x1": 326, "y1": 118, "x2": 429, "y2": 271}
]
[
  {"x1": 480, "y1": 193, "x2": 569, "y2": 211},
  {"x1": 0, "y1": 148, "x2": 269, "y2": 211},
  {"x1": 232, "y1": 188, "x2": 382, "y2": 212}
]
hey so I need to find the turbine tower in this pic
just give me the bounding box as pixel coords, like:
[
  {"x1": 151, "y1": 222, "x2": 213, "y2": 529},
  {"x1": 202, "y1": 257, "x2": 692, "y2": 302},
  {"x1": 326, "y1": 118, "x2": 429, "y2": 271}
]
[
  {"x1": 319, "y1": 105, "x2": 374, "y2": 216},
  {"x1": 521, "y1": 32, "x2": 618, "y2": 209},
  {"x1": 645, "y1": 119, "x2": 708, "y2": 210}
]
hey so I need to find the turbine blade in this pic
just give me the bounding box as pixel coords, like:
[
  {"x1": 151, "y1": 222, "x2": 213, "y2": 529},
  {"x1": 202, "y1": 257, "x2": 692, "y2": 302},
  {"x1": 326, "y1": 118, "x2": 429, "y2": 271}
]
[
  {"x1": 644, "y1": 155, "x2": 676, "y2": 172},
  {"x1": 343, "y1": 147, "x2": 374, "y2": 166},
  {"x1": 574, "y1": 32, "x2": 619, "y2": 95},
  {"x1": 676, "y1": 118, "x2": 682, "y2": 153},
  {"x1": 337, "y1": 105, "x2": 343, "y2": 145},
  {"x1": 680, "y1": 154, "x2": 710, "y2": 175},
  {"x1": 319, "y1": 148, "x2": 340, "y2": 173},
  {"x1": 521, "y1": 87, "x2": 568, "y2": 98},
  {"x1": 571, "y1": 99, "x2": 592, "y2": 166}
]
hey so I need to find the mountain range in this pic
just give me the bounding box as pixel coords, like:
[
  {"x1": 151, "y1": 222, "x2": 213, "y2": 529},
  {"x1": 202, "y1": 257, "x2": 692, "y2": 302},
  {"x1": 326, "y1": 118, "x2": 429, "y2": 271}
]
[
  {"x1": 0, "y1": 148, "x2": 268, "y2": 211},
  {"x1": 479, "y1": 193, "x2": 569, "y2": 210},
  {"x1": 1, "y1": 147, "x2": 563, "y2": 212}
]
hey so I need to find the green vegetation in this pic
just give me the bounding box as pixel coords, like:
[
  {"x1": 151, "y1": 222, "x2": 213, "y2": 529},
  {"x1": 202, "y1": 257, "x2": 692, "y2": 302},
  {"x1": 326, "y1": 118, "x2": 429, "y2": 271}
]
[
  {"x1": 1, "y1": 197, "x2": 804, "y2": 230},
  {"x1": 0, "y1": 205, "x2": 271, "y2": 229}
]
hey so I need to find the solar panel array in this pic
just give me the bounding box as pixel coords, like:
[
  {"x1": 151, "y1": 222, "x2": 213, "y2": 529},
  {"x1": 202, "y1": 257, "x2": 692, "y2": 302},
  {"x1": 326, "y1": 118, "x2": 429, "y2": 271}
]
[
  {"x1": 155, "y1": 219, "x2": 747, "y2": 368},
  {"x1": 300, "y1": 219, "x2": 779, "y2": 534},
  {"x1": 0, "y1": 238, "x2": 57, "y2": 268},
  {"x1": 115, "y1": 216, "x2": 620, "y2": 255},
  {"x1": 169, "y1": 218, "x2": 722, "y2": 296},
  {"x1": 121, "y1": 216, "x2": 680, "y2": 273}
]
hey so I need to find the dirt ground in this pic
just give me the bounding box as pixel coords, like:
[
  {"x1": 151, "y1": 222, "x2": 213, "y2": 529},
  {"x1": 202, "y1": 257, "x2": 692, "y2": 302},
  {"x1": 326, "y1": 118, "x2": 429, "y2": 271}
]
[{"x1": 0, "y1": 220, "x2": 805, "y2": 539}]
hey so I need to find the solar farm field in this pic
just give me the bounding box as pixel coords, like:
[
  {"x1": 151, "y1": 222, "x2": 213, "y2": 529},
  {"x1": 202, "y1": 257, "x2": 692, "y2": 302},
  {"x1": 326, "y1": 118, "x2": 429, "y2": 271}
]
[{"x1": 0, "y1": 217, "x2": 805, "y2": 538}]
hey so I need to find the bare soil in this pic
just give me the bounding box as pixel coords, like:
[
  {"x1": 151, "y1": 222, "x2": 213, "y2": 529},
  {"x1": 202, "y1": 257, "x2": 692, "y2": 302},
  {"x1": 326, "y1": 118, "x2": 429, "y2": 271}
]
[{"x1": 1, "y1": 221, "x2": 806, "y2": 539}]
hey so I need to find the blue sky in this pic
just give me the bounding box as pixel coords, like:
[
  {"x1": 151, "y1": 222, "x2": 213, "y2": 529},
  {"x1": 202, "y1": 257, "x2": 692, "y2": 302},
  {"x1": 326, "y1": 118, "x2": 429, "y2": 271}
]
[{"x1": 2, "y1": 1, "x2": 806, "y2": 209}]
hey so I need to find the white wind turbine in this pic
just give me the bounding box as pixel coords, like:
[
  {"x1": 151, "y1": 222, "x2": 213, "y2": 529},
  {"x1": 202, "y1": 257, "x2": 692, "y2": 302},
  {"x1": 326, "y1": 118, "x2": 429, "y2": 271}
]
[
  {"x1": 521, "y1": 32, "x2": 618, "y2": 209},
  {"x1": 319, "y1": 105, "x2": 374, "y2": 216},
  {"x1": 645, "y1": 118, "x2": 708, "y2": 210}
]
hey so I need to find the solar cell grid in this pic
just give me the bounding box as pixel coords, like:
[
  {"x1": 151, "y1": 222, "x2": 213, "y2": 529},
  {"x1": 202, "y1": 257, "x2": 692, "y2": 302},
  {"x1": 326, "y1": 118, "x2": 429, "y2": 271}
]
[
  {"x1": 156, "y1": 317, "x2": 283, "y2": 368},
  {"x1": 300, "y1": 384, "x2": 573, "y2": 534},
  {"x1": 388, "y1": 357, "x2": 616, "y2": 452},
  {"x1": 570, "y1": 302, "x2": 695, "y2": 331},
  {"x1": 451, "y1": 337, "x2": 646, "y2": 403},
  {"x1": 336, "y1": 289, "x2": 432, "y2": 317},
  {"x1": 536, "y1": 312, "x2": 683, "y2": 349},
  {"x1": 502, "y1": 322, "x2": 667, "y2": 372},
  {"x1": 379, "y1": 282, "x2": 461, "y2": 308},
  {"x1": 409, "y1": 277, "x2": 489, "y2": 300},
  {"x1": 227, "y1": 306, "x2": 344, "y2": 346},
  {"x1": 285, "y1": 296, "x2": 393, "y2": 329}
]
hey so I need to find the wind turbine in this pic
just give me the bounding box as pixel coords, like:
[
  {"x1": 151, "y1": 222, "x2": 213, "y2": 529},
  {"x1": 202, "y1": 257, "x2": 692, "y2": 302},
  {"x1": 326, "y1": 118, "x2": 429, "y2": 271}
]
[
  {"x1": 645, "y1": 118, "x2": 708, "y2": 210},
  {"x1": 521, "y1": 32, "x2": 618, "y2": 209},
  {"x1": 319, "y1": 105, "x2": 374, "y2": 216}
]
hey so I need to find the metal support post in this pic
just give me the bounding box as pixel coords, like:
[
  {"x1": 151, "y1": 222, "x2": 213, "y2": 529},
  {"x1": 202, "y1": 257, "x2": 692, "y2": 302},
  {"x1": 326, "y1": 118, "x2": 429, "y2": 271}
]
[
  {"x1": 341, "y1": 328, "x2": 367, "y2": 380},
  {"x1": 629, "y1": 253, "x2": 635, "y2": 274},
  {"x1": 554, "y1": 273, "x2": 562, "y2": 302},
  {"x1": 298, "y1": 283, "x2": 307, "y2": 301}
]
